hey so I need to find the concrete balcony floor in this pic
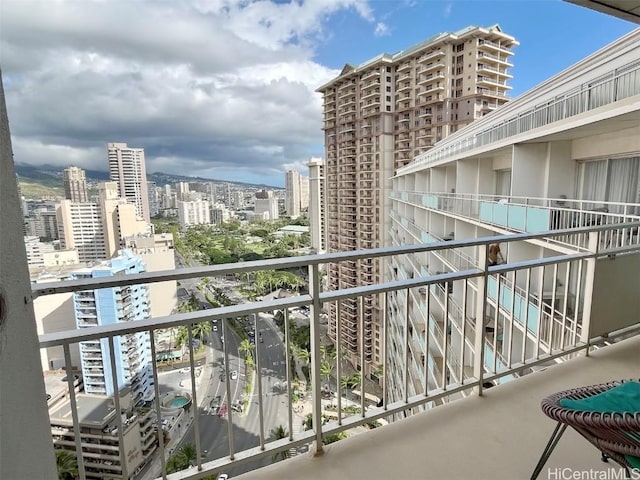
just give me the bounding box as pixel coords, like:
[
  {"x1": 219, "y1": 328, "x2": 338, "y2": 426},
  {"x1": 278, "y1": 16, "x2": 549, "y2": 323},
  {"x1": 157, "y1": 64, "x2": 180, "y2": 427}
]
[{"x1": 238, "y1": 334, "x2": 640, "y2": 480}]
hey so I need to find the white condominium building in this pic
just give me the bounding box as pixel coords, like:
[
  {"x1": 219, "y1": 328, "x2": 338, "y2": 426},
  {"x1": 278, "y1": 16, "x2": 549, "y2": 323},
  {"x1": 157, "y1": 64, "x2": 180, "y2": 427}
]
[
  {"x1": 177, "y1": 199, "x2": 211, "y2": 227},
  {"x1": 317, "y1": 24, "x2": 518, "y2": 373},
  {"x1": 108, "y1": 142, "x2": 151, "y2": 223},
  {"x1": 308, "y1": 157, "x2": 327, "y2": 253},
  {"x1": 285, "y1": 170, "x2": 302, "y2": 217},
  {"x1": 56, "y1": 182, "x2": 149, "y2": 263},
  {"x1": 387, "y1": 30, "x2": 640, "y2": 408},
  {"x1": 255, "y1": 189, "x2": 279, "y2": 220}
]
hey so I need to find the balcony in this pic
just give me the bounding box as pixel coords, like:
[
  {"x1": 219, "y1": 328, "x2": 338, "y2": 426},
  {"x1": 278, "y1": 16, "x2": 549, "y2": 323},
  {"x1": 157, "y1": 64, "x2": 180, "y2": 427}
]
[
  {"x1": 391, "y1": 191, "x2": 640, "y2": 251},
  {"x1": 19, "y1": 222, "x2": 640, "y2": 480}
]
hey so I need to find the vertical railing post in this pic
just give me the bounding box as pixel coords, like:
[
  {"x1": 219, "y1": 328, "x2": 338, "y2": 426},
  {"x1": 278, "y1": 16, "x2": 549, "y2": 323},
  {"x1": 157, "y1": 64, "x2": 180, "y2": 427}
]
[
  {"x1": 474, "y1": 244, "x2": 489, "y2": 396},
  {"x1": 308, "y1": 263, "x2": 324, "y2": 455},
  {"x1": 186, "y1": 325, "x2": 202, "y2": 471},
  {"x1": 381, "y1": 291, "x2": 388, "y2": 411},
  {"x1": 254, "y1": 313, "x2": 265, "y2": 450},
  {"x1": 63, "y1": 344, "x2": 86, "y2": 480},
  {"x1": 580, "y1": 232, "x2": 599, "y2": 355},
  {"x1": 149, "y1": 331, "x2": 167, "y2": 479},
  {"x1": 284, "y1": 308, "x2": 293, "y2": 440},
  {"x1": 107, "y1": 336, "x2": 128, "y2": 480}
]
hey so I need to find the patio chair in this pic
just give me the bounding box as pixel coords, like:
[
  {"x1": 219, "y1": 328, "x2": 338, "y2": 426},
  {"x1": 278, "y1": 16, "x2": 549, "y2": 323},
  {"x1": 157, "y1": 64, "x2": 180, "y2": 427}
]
[{"x1": 531, "y1": 380, "x2": 640, "y2": 479}]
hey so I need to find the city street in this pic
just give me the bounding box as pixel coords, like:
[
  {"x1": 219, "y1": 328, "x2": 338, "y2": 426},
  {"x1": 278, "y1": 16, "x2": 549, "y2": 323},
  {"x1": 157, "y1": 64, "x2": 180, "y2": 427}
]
[{"x1": 172, "y1": 253, "x2": 291, "y2": 477}]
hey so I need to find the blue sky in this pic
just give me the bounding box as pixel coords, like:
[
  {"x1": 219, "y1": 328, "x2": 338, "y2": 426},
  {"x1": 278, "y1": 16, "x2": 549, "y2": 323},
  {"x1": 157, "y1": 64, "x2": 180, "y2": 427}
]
[
  {"x1": 1, "y1": 0, "x2": 637, "y2": 188},
  {"x1": 314, "y1": 1, "x2": 636, "y2": 98}
]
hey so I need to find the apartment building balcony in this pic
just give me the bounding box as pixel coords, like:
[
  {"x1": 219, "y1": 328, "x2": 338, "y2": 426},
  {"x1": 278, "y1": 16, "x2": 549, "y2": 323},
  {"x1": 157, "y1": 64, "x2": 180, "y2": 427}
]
[
  {"x1": 393, "y1": 191, "x2": 640, "y2": 251},
  {"x1": 417, "y1": 50, "x2": 446, "y2": 64},
  {"x1": 477, "y1": 63, "x2": 513, "y2": 78},
  {"x1": 338, "y1": 87, "x2": 356, "y2": 99},
  {"x1": 417, "y1": 61, "x2": 445, "y2": 74},
  {"x1": 417, "y1": 72, "x2": 445, "y2": 86},
  {"x1": 478, "y1": 39, "x2": 515, "y2": 56},
  {"x1": 397, "y1": 61, "x2": 412, "y2": 72},
  {"x1": 360, "y1": 69, "x2": 380, "y2": 81},
  {"x1": 362, "y1": 106, "x2": 381, "y2": 117},
  {"x1": 477, "y1": 51, "x2": 514, "y2": 67},
  {"x1": 397, "y1": 82, "x2": 412, "y2": 93},
  {"x1": 19, "y1": 216, "x2": 640, "y2": 480},
  {"x1": 477, "y1": 76, "x2": 512, "y2": 89},
  {"x1": 361, "y1": 88, "x2": 380, "y2": 100}
]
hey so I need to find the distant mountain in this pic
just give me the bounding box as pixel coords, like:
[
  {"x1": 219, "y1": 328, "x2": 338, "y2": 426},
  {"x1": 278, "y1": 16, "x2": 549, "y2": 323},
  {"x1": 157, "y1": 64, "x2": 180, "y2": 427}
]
[{"x1": 15, "y1": 164, "x2": 281, "y2": 191}]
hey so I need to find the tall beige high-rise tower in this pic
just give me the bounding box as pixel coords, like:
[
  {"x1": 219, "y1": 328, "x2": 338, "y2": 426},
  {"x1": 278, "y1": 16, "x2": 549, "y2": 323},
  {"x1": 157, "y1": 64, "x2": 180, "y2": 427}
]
[
  {"x1": 317, "y1": 25, "x2": 518, "y2": 373},
  {"x1": 307, "y1": 158, "x2": 326, "y2": 253},
  {"x1": 107, "y1": 142, "x2": 150, "y2": 222},
  {"x1": 285, "y1": 170, "x2": 302, "y2": 217},
  {"x1": 63, "y1": 166, "x2": 88, "y2": 202}
]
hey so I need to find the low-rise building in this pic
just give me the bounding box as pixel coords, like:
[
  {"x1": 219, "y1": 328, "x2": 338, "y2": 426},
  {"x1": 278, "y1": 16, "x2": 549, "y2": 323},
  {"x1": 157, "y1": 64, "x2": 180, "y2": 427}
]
[{"x1": 50, "y1": 390, "x2": 157, "y2": 479}]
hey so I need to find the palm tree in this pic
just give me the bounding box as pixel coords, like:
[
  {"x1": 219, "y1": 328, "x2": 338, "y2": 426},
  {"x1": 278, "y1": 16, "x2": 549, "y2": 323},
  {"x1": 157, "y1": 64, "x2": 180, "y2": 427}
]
[
  {"x1": 174, "y1": 326, "x2": 188, "y2": 348},
  {"x1": 239, "y1": 338, "x2": 254, "y2": 371},
  {"x1": 179, "y1": 443, "x2": 197, "y2": 467},
  {"x1": 55, "y1": 450, "x2": 78, "y2": 480},
  {"x1": 191, "y1": 321, "x2": 211, "y2": 342},
  {"x1": 269, "y1": 425, "x2": 290, "y2": 462}
]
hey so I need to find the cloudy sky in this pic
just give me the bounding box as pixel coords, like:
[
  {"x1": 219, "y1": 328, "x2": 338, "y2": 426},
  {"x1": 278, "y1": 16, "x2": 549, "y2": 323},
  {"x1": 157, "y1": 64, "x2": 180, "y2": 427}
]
[{"x1": 1, "y1": 0, "x2": 635, "y2": 187}]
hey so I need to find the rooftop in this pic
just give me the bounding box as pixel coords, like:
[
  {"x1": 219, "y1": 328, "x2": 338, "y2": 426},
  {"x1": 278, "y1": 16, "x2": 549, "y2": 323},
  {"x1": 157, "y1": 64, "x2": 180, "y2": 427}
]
[{"x1": 49, "y1": 394, "x2": 116, "y2": 428}]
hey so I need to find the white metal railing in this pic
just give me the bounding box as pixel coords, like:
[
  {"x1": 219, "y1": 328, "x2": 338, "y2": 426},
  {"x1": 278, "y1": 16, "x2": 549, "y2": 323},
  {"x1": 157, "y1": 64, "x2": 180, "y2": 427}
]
[
  {"x1": 35, "y1": 223, "x2": 640, "y2": 480},
  {"x1": 391, "y1": 191, "x2": 640, "y2": 250},
  {"x1": 405, "y1": 49, "x2": 640, "y2": 171}
]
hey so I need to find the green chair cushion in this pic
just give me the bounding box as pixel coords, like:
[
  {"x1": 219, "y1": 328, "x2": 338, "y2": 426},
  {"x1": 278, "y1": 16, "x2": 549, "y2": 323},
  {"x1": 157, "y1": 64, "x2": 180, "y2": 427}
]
[
  {"x1": 625, "y1": 454, "x2": 640, "y2": 469},
  {"x1": 560, "y1": 382, "x2": 640, "y2": 469},
  {"x1": 560, "y1": 382, "x2": 640, "y2": 413}
]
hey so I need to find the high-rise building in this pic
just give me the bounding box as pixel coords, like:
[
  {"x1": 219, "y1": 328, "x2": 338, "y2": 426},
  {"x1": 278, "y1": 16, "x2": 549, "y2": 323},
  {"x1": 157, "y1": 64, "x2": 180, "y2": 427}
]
[
  {"x1": 285, "y1": 170, "x2": 302, "y2": 217},
  {"x1": 177, "y1": 199, "x2": 211, "y2": 227},
  {"x1": 386, "y1": 29, "x2": 639, "y2": 409},
  {"x1": 255, "y1": 189, "x2": 279, "y2": 220},
  {"x1": 147, "y1": 181, "x2": 159, "y2": 217},
  {"x1": 72, "y1": 250, "x2": 153, "y2": 399},
  {"x1": 56, "y1": 182, "x2": 148, "y2": 263},
  {"x1": 63, "y1": 166, "x2": 89, "y2": 203},
  {"x1": 308, "y1": 158, "x2": 327, "y2": 253},
  {"x1": 317, "y1": 25, "x2": 518, "y2": 372},
  {"x1": 300, "y1": 175, "x2": 310, "y2": 211},
  {"x1": 107, "y1": 143, "x2": 150, "y2": 222},
  {"x1": 176, "y1": 181, "x2": 190, "y2": 201}
]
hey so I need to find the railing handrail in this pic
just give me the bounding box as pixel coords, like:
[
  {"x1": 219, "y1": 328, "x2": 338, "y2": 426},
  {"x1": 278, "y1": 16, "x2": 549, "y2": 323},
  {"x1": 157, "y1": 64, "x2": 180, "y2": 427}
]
[
  {"x1": 37, "y1": 223, "x2": 640, "y2": 349},
  {"x1": 400, "y1": 39, "x2": 640, "y2": 172}
]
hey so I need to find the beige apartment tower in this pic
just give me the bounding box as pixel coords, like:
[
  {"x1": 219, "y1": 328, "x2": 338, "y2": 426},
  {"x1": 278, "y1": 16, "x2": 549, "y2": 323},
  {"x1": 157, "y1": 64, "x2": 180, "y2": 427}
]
[
  {"x1": 316, "y1": 25, "x2": 518, "y2": 373},
  {"x1": 108, "y1": 143, "x2": 151, "y2": 222},
  {"x1": 307, "y1": 158, "x2": 327, "y2": 253},
  {"x1": 63, "y1": 166, "x2": 88, "y2": 203}
]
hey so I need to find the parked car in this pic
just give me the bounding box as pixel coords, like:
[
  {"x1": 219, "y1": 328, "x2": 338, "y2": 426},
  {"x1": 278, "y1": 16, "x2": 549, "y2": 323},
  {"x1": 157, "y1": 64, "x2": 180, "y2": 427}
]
[
  {"x1": 230, "y1": 371, "x2": 238, "y2": 380},
  {"x1": 210, "y1": 396, "x2": 221, "y2": 413}
]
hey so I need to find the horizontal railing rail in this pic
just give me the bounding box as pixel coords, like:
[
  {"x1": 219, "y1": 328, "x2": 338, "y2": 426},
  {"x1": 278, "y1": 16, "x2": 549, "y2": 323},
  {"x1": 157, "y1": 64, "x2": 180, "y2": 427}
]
[{"x1": 36, "y1": 222, "x2": 640, "y2": 480}]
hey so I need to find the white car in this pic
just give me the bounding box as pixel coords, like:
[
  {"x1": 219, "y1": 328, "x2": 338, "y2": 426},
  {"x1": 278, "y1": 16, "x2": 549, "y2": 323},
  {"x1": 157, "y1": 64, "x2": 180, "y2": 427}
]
[
  {"x1": 213, "y1": 325, "x2": 218, "y2": 332},
  {"x1": 218, "y1": 474, "x2": 229, "y2": 480},
  {"x1": 230, "y1": 371, "x2": 238, "y2": 380}
]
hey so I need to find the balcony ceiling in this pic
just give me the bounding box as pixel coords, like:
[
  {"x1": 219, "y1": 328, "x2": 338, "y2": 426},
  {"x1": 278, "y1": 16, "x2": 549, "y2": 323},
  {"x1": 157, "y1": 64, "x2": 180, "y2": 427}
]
[
  {"x1": 566, "y1": 0, "x2": 640, "y2": 23},
  {"x1": 237, "y1": 334, "x2": 640, "y2": 480}
]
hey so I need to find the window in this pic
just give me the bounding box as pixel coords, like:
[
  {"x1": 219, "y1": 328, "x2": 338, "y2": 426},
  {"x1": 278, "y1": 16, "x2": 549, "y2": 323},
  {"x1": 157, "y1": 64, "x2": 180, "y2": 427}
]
[
  {"x1": 577, "y1": 156, "x2": 640, "y2": 213},
  {"x1": 495, "y1": 169, "x2": 511, "y2": 197},
  {"x1": 455, "y1": 43, "x2": 464, "y2": 52}
]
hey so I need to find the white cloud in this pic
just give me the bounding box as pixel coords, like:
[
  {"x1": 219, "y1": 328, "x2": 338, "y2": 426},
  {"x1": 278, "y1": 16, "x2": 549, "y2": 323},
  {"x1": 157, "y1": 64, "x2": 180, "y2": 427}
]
[
  {"x1": 0, "y1": 0, "x2": 380, "y2": 185},
  {"x1": 443, "y1": 2, "x2": 453, "y2": 18},
  {"x1": 374, "y1": 22, "x2": 390, "y2": 37}
]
